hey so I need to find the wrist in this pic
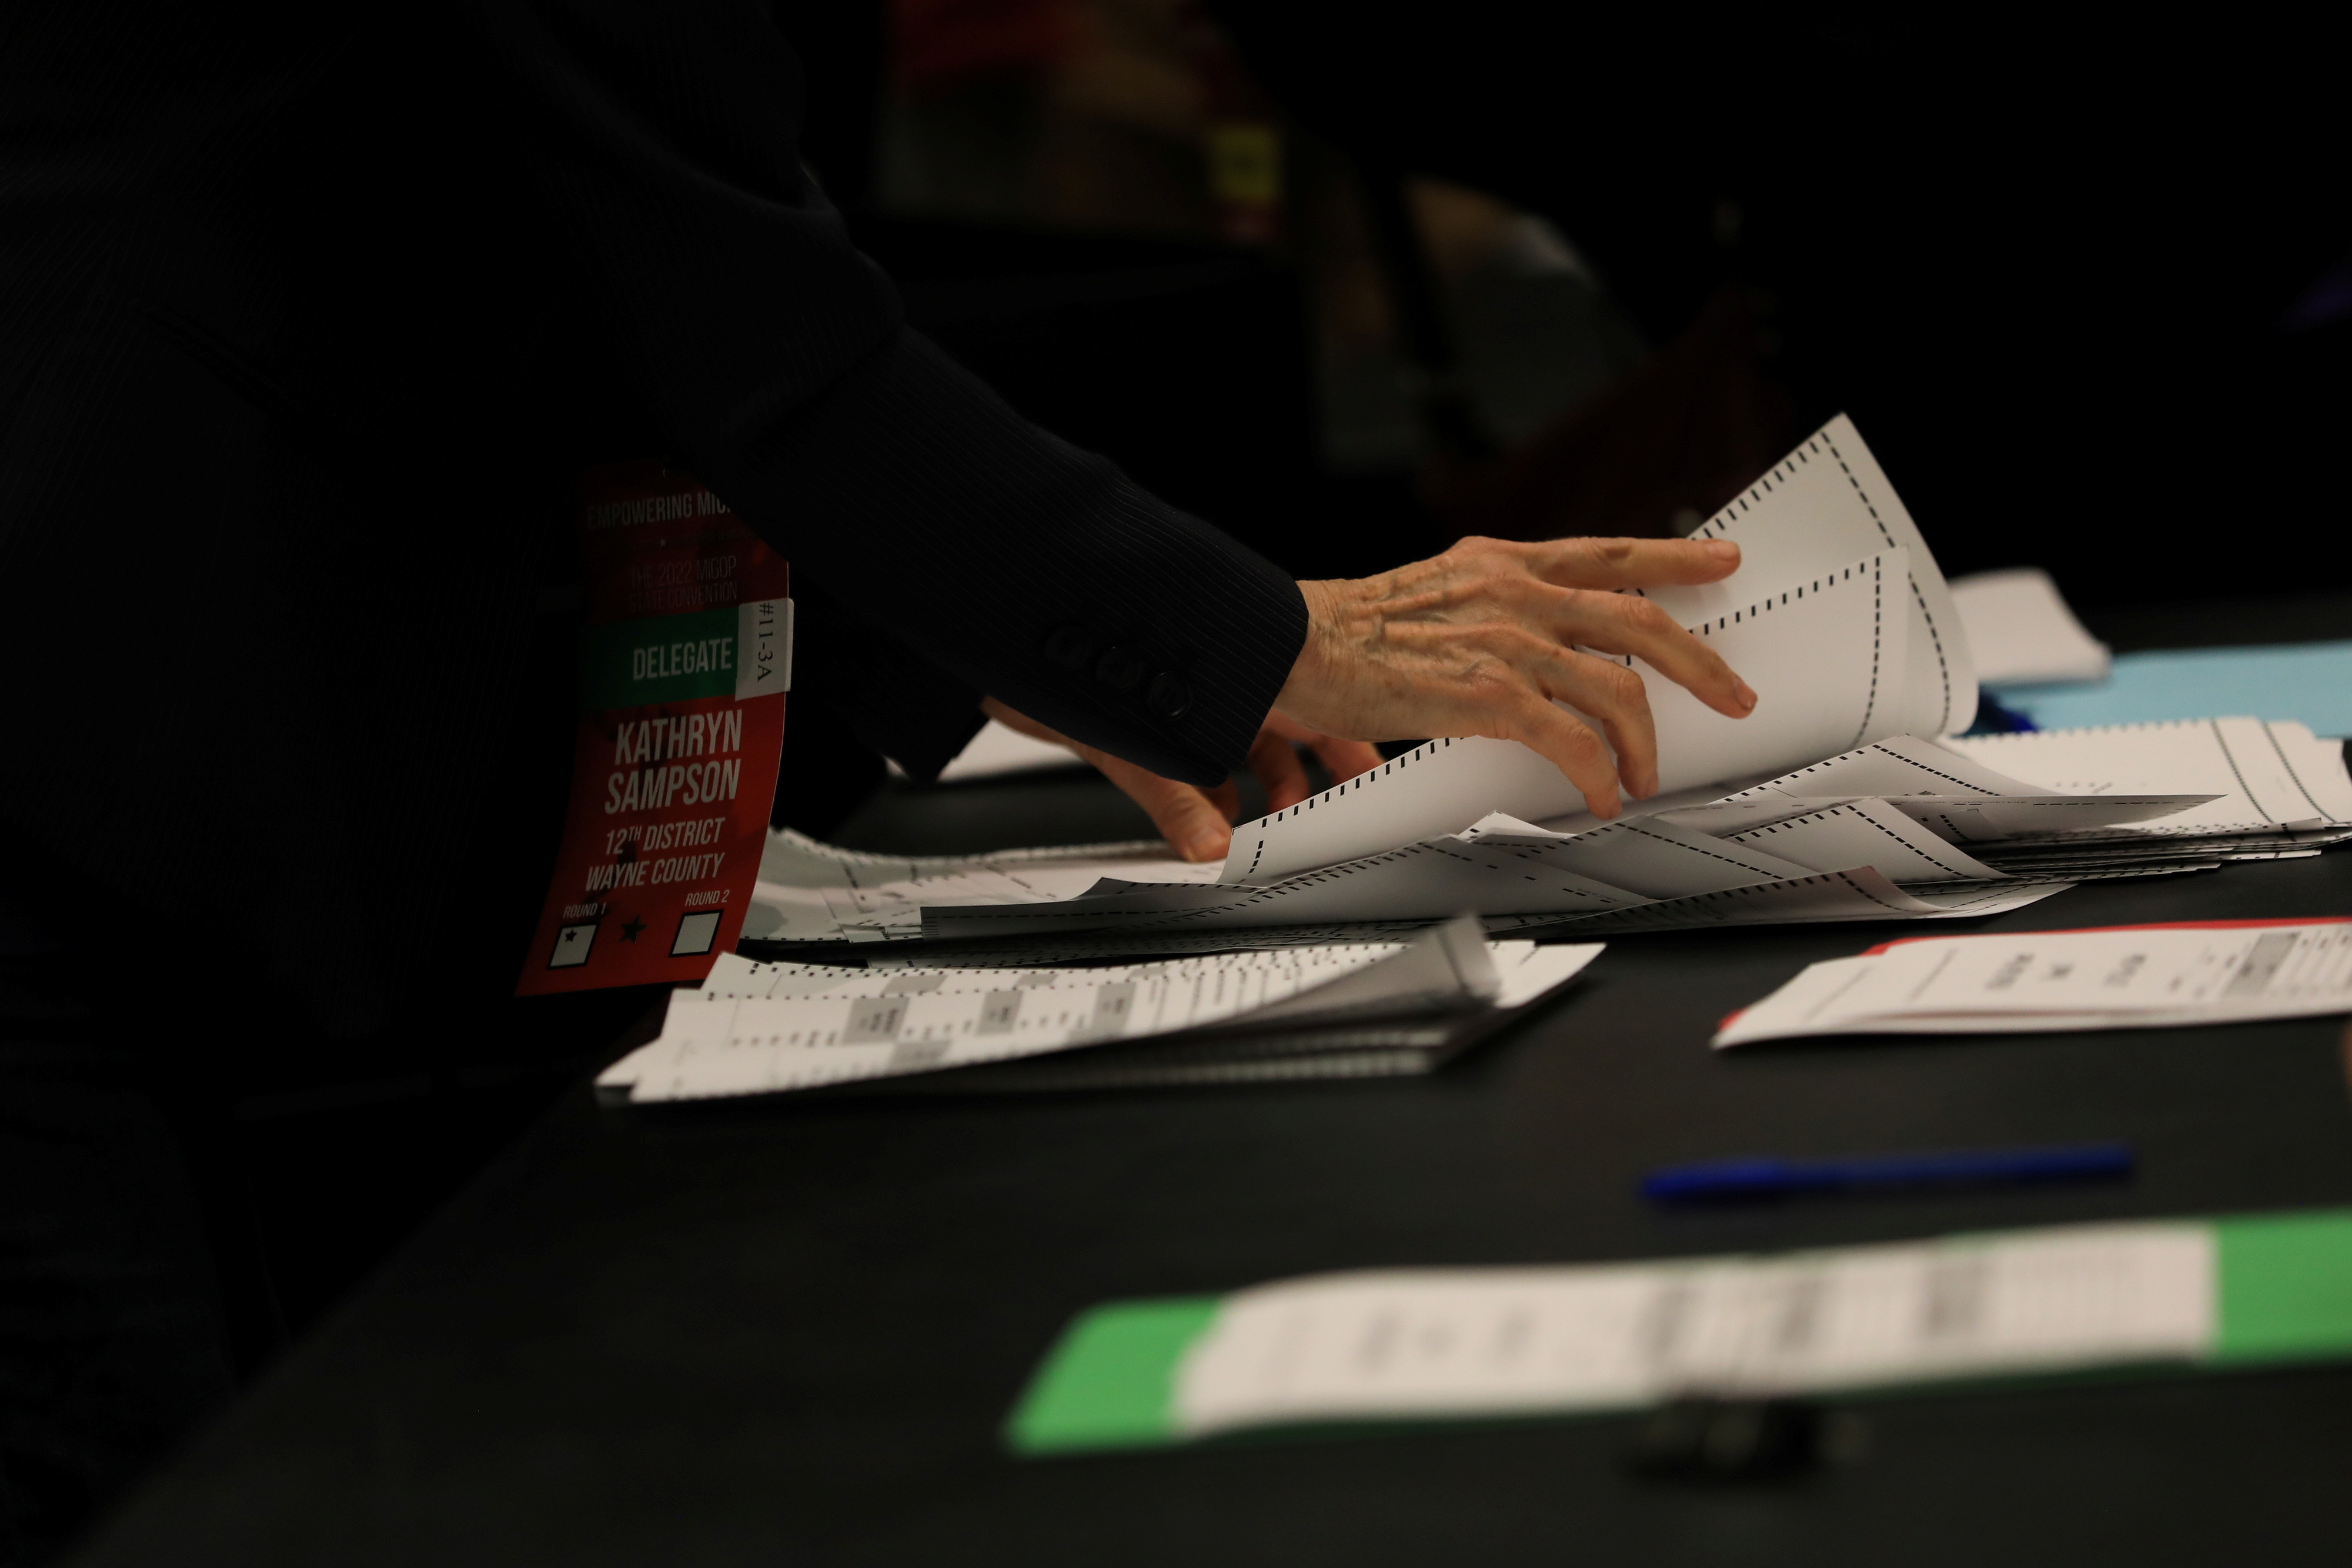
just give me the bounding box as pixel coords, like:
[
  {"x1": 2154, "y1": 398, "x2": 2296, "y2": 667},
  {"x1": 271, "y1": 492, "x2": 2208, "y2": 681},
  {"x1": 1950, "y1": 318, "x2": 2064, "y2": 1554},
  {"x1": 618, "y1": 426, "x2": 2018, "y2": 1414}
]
[{"x1": 1278, "y1": 577, "x2": 1348, "y2": 728}]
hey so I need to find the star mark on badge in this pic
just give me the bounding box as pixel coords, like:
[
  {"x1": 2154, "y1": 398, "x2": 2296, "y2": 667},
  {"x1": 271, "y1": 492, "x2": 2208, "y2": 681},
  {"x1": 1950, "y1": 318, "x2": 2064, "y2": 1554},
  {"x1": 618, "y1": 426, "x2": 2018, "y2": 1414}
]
[{"x1": 619, "y1": 916, "x2": 647, "y2": 943}]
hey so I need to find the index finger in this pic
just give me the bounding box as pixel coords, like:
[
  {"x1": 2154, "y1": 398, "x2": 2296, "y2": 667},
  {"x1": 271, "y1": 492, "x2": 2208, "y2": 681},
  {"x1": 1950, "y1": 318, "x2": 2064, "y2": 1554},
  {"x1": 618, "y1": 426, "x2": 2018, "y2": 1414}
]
[
  {"x1": 1526, "y1": 536, "x2": 1741, "y2": 591},
  {"x1": 1567, "y1": 591, "x2": 1758, "y2": 720}
]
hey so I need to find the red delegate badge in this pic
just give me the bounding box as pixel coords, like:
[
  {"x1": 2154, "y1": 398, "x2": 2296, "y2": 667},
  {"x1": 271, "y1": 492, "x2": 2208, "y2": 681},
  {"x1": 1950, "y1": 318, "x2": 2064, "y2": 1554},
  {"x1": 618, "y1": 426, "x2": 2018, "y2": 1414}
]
[{"x1": 516, "y1": 463, "x2": 791, "y2": 994}]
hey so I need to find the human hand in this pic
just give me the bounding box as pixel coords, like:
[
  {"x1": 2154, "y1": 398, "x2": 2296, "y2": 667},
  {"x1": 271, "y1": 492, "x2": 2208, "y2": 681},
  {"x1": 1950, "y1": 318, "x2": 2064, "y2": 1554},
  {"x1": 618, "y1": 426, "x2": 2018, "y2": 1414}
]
[
  {"x1": 1274, "y1": 536, "x2": 1758, "y2": 819},
  {"x1": 981, "y1": 699, "x2": 1384, "y2": 862}
]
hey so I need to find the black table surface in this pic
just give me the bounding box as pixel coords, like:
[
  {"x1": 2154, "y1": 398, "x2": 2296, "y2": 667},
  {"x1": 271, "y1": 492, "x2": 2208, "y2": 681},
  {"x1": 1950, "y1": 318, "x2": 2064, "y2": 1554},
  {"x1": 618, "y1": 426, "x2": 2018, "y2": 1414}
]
[{"x1": 77, "y1": 738, "x2": 2352, "y2": 1564}]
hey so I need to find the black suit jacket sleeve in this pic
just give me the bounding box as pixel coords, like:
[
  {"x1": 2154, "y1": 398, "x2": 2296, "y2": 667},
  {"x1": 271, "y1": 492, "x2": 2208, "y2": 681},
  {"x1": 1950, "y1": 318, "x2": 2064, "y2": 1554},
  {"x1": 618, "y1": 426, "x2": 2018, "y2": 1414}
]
[
  {"x1": 478, "y1": 0, "x2": 1305, "y2": 787},
  {"x1": 788, "y1": 573, "x2": 987, "y2": 783}
]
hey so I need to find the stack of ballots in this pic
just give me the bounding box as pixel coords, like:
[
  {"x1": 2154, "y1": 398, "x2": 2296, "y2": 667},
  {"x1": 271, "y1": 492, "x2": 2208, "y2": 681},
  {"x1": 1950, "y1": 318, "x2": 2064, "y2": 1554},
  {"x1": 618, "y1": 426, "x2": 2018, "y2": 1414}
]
[
  {"x1": 600, "y1": 916, "x2": 1601, "y2": 1102},
  {"x1": 1939, "y1": 719, "x2": 2351, "y2": 874},
  {"x1": 738, "y1": 416, "x2": 2351, "y2": 962}
]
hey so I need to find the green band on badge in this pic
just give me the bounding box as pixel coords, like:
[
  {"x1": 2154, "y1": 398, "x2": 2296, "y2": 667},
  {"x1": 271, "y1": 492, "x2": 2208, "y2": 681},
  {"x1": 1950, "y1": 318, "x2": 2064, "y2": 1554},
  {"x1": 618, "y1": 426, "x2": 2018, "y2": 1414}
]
[{"x1": 579, "y1": 607, "x2": 740, "y2": 710}]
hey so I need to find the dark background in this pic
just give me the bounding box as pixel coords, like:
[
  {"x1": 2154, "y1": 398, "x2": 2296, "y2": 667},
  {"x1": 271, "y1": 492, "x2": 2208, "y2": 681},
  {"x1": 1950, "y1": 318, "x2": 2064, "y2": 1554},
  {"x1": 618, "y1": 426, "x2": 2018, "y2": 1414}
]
[
  {"x1": 173, "y1": 0, "x2": 2352, "y2": 1479},
  {"x1": 784, "y1": 5, "x2": 2352, "y2": 599}
]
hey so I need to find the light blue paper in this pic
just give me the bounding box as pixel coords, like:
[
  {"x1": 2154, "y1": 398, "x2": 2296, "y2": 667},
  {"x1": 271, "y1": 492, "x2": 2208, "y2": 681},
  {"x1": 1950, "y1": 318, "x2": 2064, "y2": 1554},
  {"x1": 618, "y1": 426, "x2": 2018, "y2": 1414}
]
[{"x1": 1993, "y1": 641, "x2": 2352, "y2": 738}]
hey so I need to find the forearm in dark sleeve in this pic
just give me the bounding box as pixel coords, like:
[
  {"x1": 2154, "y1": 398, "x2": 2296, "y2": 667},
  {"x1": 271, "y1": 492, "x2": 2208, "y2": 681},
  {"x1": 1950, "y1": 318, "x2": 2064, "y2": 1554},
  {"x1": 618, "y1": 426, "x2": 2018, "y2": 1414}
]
[
  {"x1": 691, "y1": 330, "x2": 1307, "y2": 787},
  {"x1": 483, "y1": 1, "x2": 1306, "y2": 783}
]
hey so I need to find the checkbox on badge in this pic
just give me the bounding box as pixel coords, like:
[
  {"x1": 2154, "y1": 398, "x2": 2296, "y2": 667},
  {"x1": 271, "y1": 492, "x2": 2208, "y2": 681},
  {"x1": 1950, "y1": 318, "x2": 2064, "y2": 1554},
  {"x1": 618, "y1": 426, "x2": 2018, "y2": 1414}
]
[
  {"x1": 670, "y1": 910, "x2": 722, "y2": 957},
  {"x1": 548, "y1": 921, "x2": 598, "y2": 968}
]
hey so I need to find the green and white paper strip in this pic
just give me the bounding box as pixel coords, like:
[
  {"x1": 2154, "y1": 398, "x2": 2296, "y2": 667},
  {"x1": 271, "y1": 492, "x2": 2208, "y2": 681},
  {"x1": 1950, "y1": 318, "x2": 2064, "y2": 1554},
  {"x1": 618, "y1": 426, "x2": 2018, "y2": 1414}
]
[{"x1": 1007, "y1": 1209, "x2": 2352, "y2": 1454}]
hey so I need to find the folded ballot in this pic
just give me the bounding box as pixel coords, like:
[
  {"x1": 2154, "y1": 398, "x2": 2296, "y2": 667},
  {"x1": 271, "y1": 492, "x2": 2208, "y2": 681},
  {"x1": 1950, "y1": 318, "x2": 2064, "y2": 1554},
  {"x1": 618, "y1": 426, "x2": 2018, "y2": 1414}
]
[
  {"x1": 600, "y1": 916, "x2": 1601, "y2": 1102},
  {"x1": 1713, "y1": 918, "x2": 2352, "y2": 1047}
]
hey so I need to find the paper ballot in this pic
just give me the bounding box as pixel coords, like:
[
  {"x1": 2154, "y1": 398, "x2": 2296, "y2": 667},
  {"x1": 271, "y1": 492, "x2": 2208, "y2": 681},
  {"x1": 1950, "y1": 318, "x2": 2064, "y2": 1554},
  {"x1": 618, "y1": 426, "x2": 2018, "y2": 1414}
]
[
  {"x1": 1713, "y1": 918, "x2": 2352, "y2": 1047},
  {"x1": 603, "y1": 918, "x2": 1603, "y2": 1102}
]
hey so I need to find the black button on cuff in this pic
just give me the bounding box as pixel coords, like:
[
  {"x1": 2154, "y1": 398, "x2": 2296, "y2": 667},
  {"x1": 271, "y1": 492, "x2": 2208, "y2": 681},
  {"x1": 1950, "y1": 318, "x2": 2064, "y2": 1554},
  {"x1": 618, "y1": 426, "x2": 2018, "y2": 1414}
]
[
  {"x1": 1044, "y1": 624, "x2": 1097, "y2": 673},
  {"x1": 1146, "y1": 671, "x2": 1192, "y2": 719},
  {"x1": 1095, "y1": 644, "x2": 1145, "y2": 693}
]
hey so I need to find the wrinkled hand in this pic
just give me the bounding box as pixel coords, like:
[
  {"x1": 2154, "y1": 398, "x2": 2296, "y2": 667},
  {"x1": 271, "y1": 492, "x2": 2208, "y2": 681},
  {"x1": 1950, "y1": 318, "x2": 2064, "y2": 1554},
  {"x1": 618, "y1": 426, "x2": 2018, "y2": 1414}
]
[
  {"x1": 1275, "y1": 536, "x2": 1758, "y2": 818},
  {"x1": 981, "y1": 698, "x2": 1383, "y2": 863}
]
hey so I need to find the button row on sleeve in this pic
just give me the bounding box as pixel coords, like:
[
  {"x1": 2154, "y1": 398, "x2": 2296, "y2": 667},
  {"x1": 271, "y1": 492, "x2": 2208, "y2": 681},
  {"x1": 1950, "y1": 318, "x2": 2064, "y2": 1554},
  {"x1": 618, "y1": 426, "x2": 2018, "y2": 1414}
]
[{"x1": 1042, "y1": 623, "x2": 1191, "y2": 722}]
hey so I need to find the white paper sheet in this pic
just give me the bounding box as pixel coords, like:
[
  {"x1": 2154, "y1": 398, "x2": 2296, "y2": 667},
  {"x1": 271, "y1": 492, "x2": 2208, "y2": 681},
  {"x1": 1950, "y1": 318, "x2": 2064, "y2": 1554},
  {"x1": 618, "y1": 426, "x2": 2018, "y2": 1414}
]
[
  {"x1": 1870, "y1": 794, "x2": 2226, "y2": 843},
  {"x1": 1541, "y1": 867, "x2": 2070, "y2": 935},
  {"x1": 1706, "y1": 732, "x2": 2057, "y2": 804},
  {"x1": 1715, "y1": 919, "x2": 2352, "y2": 1046},
  {"x1": 742, "y1": 830, "x2": 1220, "y2": 942},
  {"x1": 915, "y1": 733, "x2": 2186, "y2": 943},
  {"x1": 1950, "y1": 567, "x2": 2112, "y2": 686},
  {"x1": 1454, "y1": 813, "x2": 1820, "y2": 898},
  {"x1": 1720, "y1": 797, "x2": 2007, "y2": 882},
  {"x1": 1655, "y1": 413, "x2": 1977, "y2": 739},
  {"x1": 601, "y1": 943, "x2": 1452, "y2": 1086},
  {"x1": 609, "y1": 920, "x2": 1602, "y2": 1101},
  {"x1": 692, "y1": 946, "x2": 1404, "y2": 1002},
  {"x1": 921, "y1": 838, "x2": 1655, "y2": 940},
  {"x1": 920, "y1": 806, "x2": 1831, "y2": 941},
  {"x1": 1173, "y1": 1225, "x2": 2211, "y2": 1435},
  {"x1": 933, "y1": 719, "x2": 1085, "y2": 781},
  {"x1": 865, "y1": 921, "x2": 1454, "y2": 967},
  {"x1": 742, "y1": 714, "x2": 2320, "y2": 958}
]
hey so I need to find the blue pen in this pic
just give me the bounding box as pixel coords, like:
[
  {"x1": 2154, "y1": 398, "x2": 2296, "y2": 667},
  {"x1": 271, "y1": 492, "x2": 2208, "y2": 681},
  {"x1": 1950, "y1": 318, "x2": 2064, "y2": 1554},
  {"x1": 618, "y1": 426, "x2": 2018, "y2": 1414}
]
[
  {"x1": 1966, "y1": 694, "x2": 2040, "y2": 734},
  {"x1": 1641, "y1": 1142, "x2": 2134, "y2": 1204}
]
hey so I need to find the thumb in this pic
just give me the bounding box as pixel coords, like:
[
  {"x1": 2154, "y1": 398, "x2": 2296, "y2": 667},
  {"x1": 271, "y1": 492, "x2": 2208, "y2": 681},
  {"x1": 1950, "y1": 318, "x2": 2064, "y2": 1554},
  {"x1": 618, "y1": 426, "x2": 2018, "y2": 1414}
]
[{"x1": 1093, "y1": 754, "x2": 1233, "y2": 862}]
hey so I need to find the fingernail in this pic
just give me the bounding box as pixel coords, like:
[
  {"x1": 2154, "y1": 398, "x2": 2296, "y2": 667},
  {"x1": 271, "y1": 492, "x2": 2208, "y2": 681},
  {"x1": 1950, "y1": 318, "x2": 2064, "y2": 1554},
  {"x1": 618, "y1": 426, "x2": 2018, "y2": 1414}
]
[
  {"x1": 1703, "y1": 539, "x2": 1738, "y2": 560},
  {"x1": 1735, "y1": 680, "x2": 1758, "y2": 712}
]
